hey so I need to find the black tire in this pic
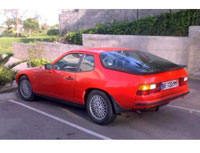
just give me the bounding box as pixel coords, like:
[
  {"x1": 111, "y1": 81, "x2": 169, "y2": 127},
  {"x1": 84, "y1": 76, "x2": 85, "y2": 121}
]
[
  {"x1": 18, "y1": 75, "x2": 35, "y2": 101},
  {"x1": 86, "y1": 90, "x2": 117, "y2": 125}
]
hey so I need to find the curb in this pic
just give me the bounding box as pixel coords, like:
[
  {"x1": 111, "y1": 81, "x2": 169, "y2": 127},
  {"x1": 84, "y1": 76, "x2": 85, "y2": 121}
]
[
  {"x1": 0, "y1": 82, "x2": 17, "y2": 93},
  {"x1": 0, "y1": 86, "x2": 17, "y2": 93}
]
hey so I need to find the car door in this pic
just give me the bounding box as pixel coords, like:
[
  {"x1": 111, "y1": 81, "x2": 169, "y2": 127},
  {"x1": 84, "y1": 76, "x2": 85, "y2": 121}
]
[
  {"x1": 49, "y1": 53, "x2": 83, "y2": 102},
  {"x1": 35, "y1": 53, "x2": 83, "y2": 102}
]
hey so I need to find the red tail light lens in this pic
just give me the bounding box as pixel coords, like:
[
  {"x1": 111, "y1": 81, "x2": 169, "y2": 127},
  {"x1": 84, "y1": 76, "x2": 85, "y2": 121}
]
[
  {"x1": 136, "y1": 83, "x2": 161, "y2": 96},
  {"x1": 179, "y1": 77, "x2": 188, "y2": 86}
]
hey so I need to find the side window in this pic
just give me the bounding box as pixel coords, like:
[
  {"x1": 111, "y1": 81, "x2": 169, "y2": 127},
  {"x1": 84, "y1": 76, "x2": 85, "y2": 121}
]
[
  {"x1": 53, "y1": 53, "x2": 83, "y2": 72},
  {"x1": 79, "y1": 54, "x2": 95, "y2": 72}
]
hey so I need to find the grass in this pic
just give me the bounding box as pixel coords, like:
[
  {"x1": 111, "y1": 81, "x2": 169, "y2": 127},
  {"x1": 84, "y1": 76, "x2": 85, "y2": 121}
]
[{"x1": 0, "y1": 33, "x2": 58, "y2": 54}]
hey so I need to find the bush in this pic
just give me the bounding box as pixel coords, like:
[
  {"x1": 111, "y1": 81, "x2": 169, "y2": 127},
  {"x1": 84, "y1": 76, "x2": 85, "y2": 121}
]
[
  {"x1": 66, "y1": 31, "x2": 83, "y2": 45},
  {"x1": 0, "y1": 66, "x2": 16, "y2": 86},
  {"x1": 28, "y1": 58, "x2": 51, "y2": 67},
  {"x1": 0, "y1": 53, "x2": 23, "y2": 86},
  {"x1": 65, "y1": 9, "x2": 200, "y2": 44},
  {"x1": 47, "y1": 29, "x2": 60, "y2": 36}
]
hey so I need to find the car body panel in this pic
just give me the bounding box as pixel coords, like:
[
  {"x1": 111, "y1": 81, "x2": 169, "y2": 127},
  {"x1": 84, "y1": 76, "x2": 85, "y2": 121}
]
[{"x1": 16, "y1": 47, "x2": 190, "y2": 111}]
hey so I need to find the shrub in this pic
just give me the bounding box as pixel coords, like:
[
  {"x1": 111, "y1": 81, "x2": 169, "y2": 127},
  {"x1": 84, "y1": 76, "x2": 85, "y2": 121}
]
[
  {"x1": 65, "y1": 9, "x2": 200, "y2": 44},
  {"x1": 0, "y1": 66, "x2": 16, "y2": 86},
  {"x1": 47, "y1": 29, "x2": 60, "y2": 36},
  {"x1": 66, "y1": 31, "x2": 82, "y2": 45},
  {"x1": 28, "y1": 58, "x2": 51, "y2": 67},
  {"x1": 0, "y1": 53, "x2": 24, "y2": 86}
]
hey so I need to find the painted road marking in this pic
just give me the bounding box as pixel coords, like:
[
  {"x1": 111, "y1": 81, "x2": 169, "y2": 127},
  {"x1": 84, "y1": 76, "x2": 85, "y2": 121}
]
[
  {"x1": 9, "y1": 99, "x2": 112, "y2": 140},
  {"x1": 168, "y1": 104, "x2": 200, "y2": 114}
]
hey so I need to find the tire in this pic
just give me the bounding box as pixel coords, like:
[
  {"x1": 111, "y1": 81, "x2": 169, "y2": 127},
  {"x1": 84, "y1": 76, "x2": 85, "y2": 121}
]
[
  {"x1": 86, "y1": 90, "x2": 117, "y2": 125},
  {"x1": 18, "y1": 75, "x2": 35, "y2": 101}
]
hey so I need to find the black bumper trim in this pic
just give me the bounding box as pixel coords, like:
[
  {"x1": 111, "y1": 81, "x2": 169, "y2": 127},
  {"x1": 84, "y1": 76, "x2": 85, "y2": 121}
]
[{"x1": 136, "y1": 91, "x2": 190, "y2": 106}]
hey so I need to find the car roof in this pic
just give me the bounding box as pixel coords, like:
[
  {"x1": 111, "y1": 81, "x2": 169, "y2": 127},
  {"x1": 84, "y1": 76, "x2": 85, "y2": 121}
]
[{"x1": 68, "y1": 47, "x2": 136, "y2": 54}]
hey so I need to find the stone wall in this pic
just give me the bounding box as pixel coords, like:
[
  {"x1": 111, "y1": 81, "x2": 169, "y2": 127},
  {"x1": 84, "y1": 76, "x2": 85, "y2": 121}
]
[
  {"x1": 187, "y1": 26, "x2": 200, "y2": 78},
  {"x1": 83, "y1": 34, "x2": 189, "y2": 65},
  {"x1": 13, "y1": 42, "x2": 83, "y2": 60},
  {"x1": 82, "y1": 26, "x2": 200, "y2": 78},
  {"x1": 59, "y1": 9, "x2": 178, "y2": 34}
]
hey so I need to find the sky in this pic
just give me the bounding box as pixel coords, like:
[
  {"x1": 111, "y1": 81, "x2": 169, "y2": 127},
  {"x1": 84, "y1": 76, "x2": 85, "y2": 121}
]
[{"x1": 0, "y1": 9, "x2": 61, "y2": 26}]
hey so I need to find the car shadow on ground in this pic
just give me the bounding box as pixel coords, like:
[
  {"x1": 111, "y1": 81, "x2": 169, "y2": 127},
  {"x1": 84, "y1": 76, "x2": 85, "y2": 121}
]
[
  {"x1": 14, "y1": 91, "x2": 176, "y2": 127},
  {"x1": 14, "y1": 91, "x2": 91, "y2": 121}
]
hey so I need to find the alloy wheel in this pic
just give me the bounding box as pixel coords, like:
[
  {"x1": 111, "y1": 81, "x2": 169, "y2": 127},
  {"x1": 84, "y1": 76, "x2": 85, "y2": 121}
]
[
  {"x1": 89, "y1": 95, "x2": 108, "y2": 120},
  {"x1": 19, "y1": 80, "x2": 32, "y2": 99}
]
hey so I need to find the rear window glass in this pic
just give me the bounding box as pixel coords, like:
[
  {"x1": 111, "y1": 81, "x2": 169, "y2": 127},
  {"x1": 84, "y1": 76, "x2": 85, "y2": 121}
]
[{"x1": 100, "y1": 50, "x2": 182, "y2": 75}]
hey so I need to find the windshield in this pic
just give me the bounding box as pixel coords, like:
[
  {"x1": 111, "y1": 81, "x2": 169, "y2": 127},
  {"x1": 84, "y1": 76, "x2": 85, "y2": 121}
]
[{"x1": 100, "y1": 50, "x2": 184, "y2": 75}]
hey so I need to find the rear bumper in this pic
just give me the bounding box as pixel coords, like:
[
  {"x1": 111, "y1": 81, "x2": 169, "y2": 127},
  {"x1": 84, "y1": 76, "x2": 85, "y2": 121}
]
[{"x1": 135, "y1": 92, "x2": 189, "y2": 108}]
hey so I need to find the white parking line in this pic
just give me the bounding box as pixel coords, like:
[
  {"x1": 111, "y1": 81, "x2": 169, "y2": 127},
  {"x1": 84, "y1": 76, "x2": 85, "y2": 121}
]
[
  {"x1": 168, "y1": 105, "x2": 200, "y2": 114},
  {"x1": 9, "y1": 99, "x2": 112, "y2": 140}
]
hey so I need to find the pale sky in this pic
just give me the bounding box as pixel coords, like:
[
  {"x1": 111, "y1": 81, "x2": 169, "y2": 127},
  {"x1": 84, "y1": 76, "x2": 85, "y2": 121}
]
[{"x1": 0, "y1": 9, "x2": 61, "y2": 26}]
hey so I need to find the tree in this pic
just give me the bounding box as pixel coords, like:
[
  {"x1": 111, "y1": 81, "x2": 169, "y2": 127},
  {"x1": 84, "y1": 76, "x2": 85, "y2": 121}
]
[
  {"x1": 23, "y1": 18, "x2": 39, "y2": 34},
  {"x1": 5, "y1": 18, "x2": 15, "y2": 30},
  {"x1": 3, "y1": 9, "x2": 26, "y2": 36}
]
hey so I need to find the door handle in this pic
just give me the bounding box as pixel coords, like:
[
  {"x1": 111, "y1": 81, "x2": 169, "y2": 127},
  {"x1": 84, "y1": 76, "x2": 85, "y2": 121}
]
[
  {"x1": 47, "y1": 69, "x2": 55, "y2": 73},
  {"x1": 64, "y1": 76, "x2": 74, "y2": 80}
]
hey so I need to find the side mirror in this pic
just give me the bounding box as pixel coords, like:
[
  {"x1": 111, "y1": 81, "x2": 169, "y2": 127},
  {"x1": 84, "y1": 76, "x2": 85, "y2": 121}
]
[{"x1": 44, "y1": 64, "x2": 52, "y2": 70}]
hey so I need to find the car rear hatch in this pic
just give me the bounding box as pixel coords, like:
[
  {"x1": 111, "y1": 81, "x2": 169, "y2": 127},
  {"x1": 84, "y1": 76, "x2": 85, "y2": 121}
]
[{"x1": 100, "y1": 50, "x2": 190, "y2": 108}]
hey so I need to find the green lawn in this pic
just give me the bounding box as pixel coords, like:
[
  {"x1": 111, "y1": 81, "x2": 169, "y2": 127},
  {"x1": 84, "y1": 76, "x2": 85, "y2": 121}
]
[{"x1": 0, "y1": 35, "x2": 58, "y2": 54}]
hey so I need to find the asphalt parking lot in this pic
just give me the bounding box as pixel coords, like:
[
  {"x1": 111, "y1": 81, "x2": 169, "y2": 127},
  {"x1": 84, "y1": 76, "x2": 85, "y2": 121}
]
[{"x1": 0, "y1": 79, "x2": 200, "y2": 139}]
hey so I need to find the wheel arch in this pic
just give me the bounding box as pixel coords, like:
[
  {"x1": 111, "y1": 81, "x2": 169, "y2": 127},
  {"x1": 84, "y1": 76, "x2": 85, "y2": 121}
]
[
  {"x1": 84, "y1": 88, "x2": 126, "y2": 114},
  {"x1": 16, "y1": 73, "x2": 30, "y2": 84}
]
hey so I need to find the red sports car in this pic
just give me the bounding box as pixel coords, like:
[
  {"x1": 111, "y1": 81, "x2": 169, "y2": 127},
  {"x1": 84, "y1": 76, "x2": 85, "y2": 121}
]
[{"x1": 16, "y1": 48, "x2": 189, "y2": 124}]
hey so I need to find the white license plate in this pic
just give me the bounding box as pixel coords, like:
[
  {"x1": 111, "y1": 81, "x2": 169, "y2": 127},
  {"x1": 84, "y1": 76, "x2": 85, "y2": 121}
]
[{"x1": 161, "y1": 80, "x2": 178, "y2": 90}]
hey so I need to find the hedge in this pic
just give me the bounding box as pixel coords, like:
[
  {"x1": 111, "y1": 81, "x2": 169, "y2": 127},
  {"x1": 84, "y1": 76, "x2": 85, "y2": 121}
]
[
  {"x1": 47, "y1": 29, "x2": 60, "y2": 36},
  {"x1": 65, "y1": 9, "x2": 200, "y2": 45}
]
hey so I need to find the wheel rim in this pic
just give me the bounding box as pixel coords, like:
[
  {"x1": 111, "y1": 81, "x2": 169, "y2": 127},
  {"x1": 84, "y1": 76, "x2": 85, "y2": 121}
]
[
  {"x1": 89, "y1": 95, "x2": 108, "y2": 120},
  {"x1": 19, "y1": 80, "x2": 32, "y2": 99}
]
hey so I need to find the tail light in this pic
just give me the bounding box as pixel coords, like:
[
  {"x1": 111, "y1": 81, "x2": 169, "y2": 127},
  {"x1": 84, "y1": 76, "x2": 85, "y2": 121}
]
[
  {"x1": 179, "y1": 76, "x2": 188, "y2": 86},
  {"x1": 136, "y1": 83, "x2": 161, "y2": 96}
]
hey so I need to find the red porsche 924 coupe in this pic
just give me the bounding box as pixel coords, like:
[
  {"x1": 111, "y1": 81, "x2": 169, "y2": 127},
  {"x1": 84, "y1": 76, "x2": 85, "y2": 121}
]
[{"x1": 16, "y1": 48, "x2": 189, "y2": 125}]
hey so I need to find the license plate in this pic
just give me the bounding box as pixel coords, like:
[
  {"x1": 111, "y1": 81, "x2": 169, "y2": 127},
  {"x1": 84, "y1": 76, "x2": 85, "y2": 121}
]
[{"x1": 161, "y1": 80, "x2": 178, "y2": 90}]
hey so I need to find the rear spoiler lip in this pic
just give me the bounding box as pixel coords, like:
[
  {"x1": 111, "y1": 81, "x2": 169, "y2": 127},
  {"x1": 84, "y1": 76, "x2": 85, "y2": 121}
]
[
  {"x1": 136, "y1": 64, "x2": 187, "y2": 75},
  {"x1": 179, "y1": 64, "x2": 187, "y2": 68}
]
